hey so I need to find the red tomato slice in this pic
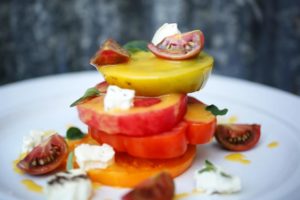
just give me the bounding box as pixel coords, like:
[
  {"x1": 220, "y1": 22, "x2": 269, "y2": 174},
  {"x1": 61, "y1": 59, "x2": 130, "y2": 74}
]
[
  {"x1": 89, "y1": 122, "x2": 188, "y2": 159},
  {"x1": 17, "y1": 134, "x2": 68, "y2": 175},
  {"x1": 148, "y1": 30, "x2": 204, "y2": 60},
  {"x1": 90, "y1": 39, "x2": 130, "y2": 66},
  {"x1": 184, "y1": 97, "x2": 216, "y2": 144},
  {"x1": 215, "y1": 124, "x2": 261, "y2": 151},
  {"x1": 77, "y1": 93, "x2": 187, "y2": 136}
]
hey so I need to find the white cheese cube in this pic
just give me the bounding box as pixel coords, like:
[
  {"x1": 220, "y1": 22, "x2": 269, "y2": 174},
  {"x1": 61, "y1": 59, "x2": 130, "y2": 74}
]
[
  {"x1": 194, "y1": 162, "x2": 241, "y2": 194},
  {"x1": 104, "y1": 85, "x2": 135, "y2": 111},
  {"x1": 74, "y1": 143, "x2": 115, "y2": 171},
  {"x1": 22, "y1": 130, "x2": 56, "y2": 154}
]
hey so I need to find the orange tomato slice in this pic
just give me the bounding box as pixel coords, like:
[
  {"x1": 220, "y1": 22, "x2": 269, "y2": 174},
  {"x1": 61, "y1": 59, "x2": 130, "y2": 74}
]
[
  {"x1": 88, "y1": 145, "x2": 196, "y2": 188},
  {"x1": 67, "y1": 136, "x2": 196, "y2": 188}
]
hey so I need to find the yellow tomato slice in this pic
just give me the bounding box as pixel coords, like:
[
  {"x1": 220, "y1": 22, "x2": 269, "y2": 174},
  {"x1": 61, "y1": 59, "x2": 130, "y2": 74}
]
[{"x1": 97, "y1": 51, "x2": 213, "y2": 96}]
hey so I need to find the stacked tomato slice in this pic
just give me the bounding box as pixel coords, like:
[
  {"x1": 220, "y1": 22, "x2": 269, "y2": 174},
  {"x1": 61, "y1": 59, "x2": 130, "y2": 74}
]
[{"x1": 77, "y1": 82, "x2": 216, "y2": 160}]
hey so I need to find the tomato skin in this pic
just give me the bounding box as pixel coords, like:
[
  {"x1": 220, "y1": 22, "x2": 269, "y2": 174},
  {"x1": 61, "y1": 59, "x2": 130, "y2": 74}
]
[
  {"x1": 148, "y1": 30, "x2": 204, "y2": 60},
  {"x1": 17, "y1": 134, "x2": 68, "y2": 175},
  {"x1": 89, "y1": 122, "x2": 188, "y2": 159},
  {"x1": 215, "y1": 124, "x2": 261, "y2": 151},
  {"x1": 90, "y1": 39, "x2": 130, "y2": 66}
]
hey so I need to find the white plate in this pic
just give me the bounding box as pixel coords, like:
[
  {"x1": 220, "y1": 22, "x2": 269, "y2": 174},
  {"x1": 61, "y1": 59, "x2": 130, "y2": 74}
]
[{"x1": 1, "y1": 71, "x2": 300, "y2": 200}]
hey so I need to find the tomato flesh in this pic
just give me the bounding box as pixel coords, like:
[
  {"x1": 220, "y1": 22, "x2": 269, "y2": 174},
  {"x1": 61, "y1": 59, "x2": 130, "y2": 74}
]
[
  {"x1": 89, "y1": 97, "x2": 216, "y2": 159},
  {"x1": 90, "y1": 39, "x2": 130, "y2": 66},
  {"x1": 89, "y1": 122, "x2": 188, "y2": 159},
  {"x1": 148, "y1": 30, "x2": 204, "y2": 60},
  {"x1": 17, "y1": 134, "x2": 68, "y2": 175},
  {"x1": 184, "y1": 97, "x2": 216, "y2": 144},
  {"x1": 215, "y1": 124, "x2": 261, "y2": 151},
  {"x1": 87, "y1": 145, "x2": 196, "y2": 188},
  {"x1": 77, "y1": 93, "x2": 187, "y2": 136}
]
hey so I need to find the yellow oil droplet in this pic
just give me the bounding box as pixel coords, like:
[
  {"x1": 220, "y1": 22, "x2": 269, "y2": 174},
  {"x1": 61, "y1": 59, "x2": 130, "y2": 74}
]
[
  {"x1": 228, "y1": 116, "x2": 238, "y2": 124},
  {"x1": 225, "y1": 153, "x2": 251, "y2": 164},
  {"x1": 13, "y1": 159, "x2": 24, "y2": 175},
  {"x1": 174, "y1": 190, "x2": 202, "y2": 199},
  {"x1": 268, "y1": 141, "x2": 279, "y2": 149},
  {"x1": 174, "y1": 192, "x2": 190, "y2": 200},
  {"x1": 21, "y1": 179, "x2": 43, "y2": 193}
]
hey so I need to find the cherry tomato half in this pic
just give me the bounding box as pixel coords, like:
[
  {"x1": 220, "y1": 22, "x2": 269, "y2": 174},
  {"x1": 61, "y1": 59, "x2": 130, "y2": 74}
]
[
  {"x1": 17, "y1": 134, "x2": 68, "y2": 175},
  {"x1": 90, "y1": 39, "x2": 130, "y2": 66},
  {"x1": 148, "y1": 30, "x2": 204, "y2": 60},
  {"x1": 122, "y1": 172, "x2": 174, "y2": 200},
  {"x1": 215, "y1": 124, "x2": 261, "y2": 151}
]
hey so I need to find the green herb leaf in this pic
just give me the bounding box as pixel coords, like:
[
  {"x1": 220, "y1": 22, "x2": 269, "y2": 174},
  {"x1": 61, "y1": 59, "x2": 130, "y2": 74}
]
[
  {"x1": 205, "y1": 104, "x2": 228, "y2": 116},
  {"x1": 66, "y1": 151, "x2": 74, "y2": 171},
  {"x1": 66, "y1": 127, "x2": 85, "y2": 140},
  {"x1": 70, "y1": 87, "x2": 100, "y2": 107},
  {"x1": 220, "y1": 172, "x2": 232, "y2": 178},
  {"x1": 123, "y1": 40, "x2": 149, "y2": 54},
  {"x1": 198, "y1": 160, "x2": 217, "y2": 174}
]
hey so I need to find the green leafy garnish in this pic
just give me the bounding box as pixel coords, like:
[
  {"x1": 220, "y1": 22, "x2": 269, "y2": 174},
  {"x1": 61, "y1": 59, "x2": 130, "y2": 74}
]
[
  {"x1": 205, "y1": 104, "x2": 228, "y2": 116},
  {"x1": 198, "y1": 160, "x2": 232, "y2": 179},
  {"x1": 70, "y1": 87, "x2": 100, "y2": 107},
  {"x1": 198, "y1": 160, "x2": 217, "y2": 174},
  {"x1": 220, "y1": 172, "x2": 232, "y2": 178},
  {"x1": 66, "y1": 151, "x2": 74, "y2": 171},
  {"x1": 66, "y1": 127, "x2": 85, "y2": 140},
  {"x1": 123, "y1": 40, "x2": 149, "y2": 54}
]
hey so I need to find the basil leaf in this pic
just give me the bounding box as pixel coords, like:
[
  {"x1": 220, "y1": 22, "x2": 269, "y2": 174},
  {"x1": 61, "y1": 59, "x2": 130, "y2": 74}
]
[
  {"x1": 198, "y1": 160, "x2": 217, "y2": 174},
  {"x1": 66, "y1": 151, "x2": 74, "y2": 171},
  {"x1": 123, "y1": 40, "x2": 149, "y2": 54},
  {"x1": 205, "y1": 160, "x2": 215, "y2": 168},
  {"x1": 220, "y1": 172, "x2": 232, "y2": 178},
  {"x1": 205, "y1": 104, "x2": 228, "y2": 116},
  {"x1": 66, "y1": 127, "x2": 85, "y2": 140},
  {"x1": 70, "y1": 87, "x2": 100, "y2": 107}
]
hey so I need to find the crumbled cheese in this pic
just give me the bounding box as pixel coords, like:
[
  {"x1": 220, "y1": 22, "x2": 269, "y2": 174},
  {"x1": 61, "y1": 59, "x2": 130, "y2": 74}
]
[
  {"x1": 151, "y1": 23, "x2": 181, "y2": 45},
  {"x1": 45, "y1": 169, "x2": 92, "y2": 200},
  {"x1": 104, "y1": 85, "x2": 135, "y2": 111},
  {"x1": 194, "y1": 162, "x2": 241, "y2": 194},
  {"x1": 22, "y1": 130, "x2": 56, "y2": 154},
  {"x1": 74, "y1": 143, "x2": 115, "y2": 171}
]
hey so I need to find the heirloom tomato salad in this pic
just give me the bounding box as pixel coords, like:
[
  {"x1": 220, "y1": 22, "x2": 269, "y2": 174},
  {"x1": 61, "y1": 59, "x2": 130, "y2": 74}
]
[{"x1": 15, "y1": 23, "x2": 261, "y2": 200}]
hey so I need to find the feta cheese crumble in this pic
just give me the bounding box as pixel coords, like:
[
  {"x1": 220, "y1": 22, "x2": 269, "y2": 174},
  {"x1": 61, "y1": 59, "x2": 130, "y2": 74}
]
[
  {"x1": 194, "y1": 160, "x2": 241, "y2": 194},
  {"x1": 22, "y1": 130, "x2": 56, "y2": 154},
  {"x1": 45, "y1": 169, "x2": 92, "y2": 200},
  {"x1": 104, "y1": 85, "x2": 135, "y2": 111},
  {"x1": 74, "y1": 143, "x2": 115, "y2": 171},
  {"x1": 151, "y1": 23, "x2": 181, "y2": 45}
]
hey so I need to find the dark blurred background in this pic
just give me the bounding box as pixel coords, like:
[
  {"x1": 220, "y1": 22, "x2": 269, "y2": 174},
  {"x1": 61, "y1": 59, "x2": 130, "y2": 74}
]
[{"x1": 1, "y1": 0, "x2": 300, "y2": 94}]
